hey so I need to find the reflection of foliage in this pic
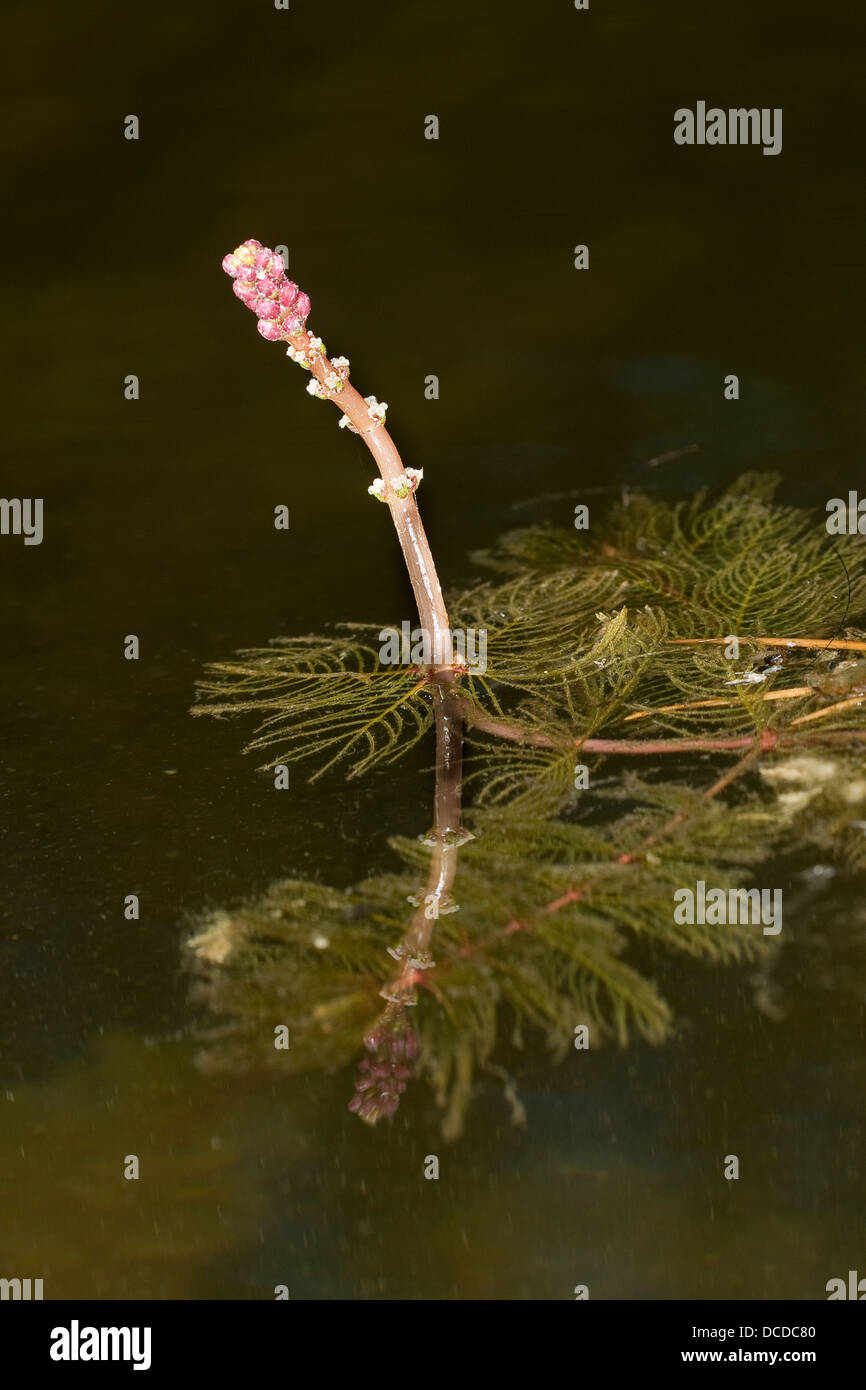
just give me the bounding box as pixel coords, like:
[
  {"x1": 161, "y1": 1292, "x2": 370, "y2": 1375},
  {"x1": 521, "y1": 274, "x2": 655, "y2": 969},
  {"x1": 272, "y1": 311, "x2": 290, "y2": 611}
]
[
  {"x1": 189, "y1": 478, "x2": 866, "y2": 1137},
  {"x1": 189, "y1": 753, "x2": 866, "y2": 1139}
]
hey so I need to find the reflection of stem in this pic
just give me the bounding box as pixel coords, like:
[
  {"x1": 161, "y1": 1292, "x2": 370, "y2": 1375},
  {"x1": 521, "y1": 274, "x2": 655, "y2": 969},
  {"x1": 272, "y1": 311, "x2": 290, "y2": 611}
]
[
  {"x1": 350, "y1": 685, "x2": 466, "y2": 1124},
  {"x1": 615, "y1": 746, "x2": 763, "y2": 863},
  {"x1": 462, "y1": 746, "x2": 766, "y2": 954},
  {"x1": 538, "y1": 749, "x2": 764, "y2": 917},
  {"x1": 384, "y1": 685, "x2": 465, "y2": 999}
]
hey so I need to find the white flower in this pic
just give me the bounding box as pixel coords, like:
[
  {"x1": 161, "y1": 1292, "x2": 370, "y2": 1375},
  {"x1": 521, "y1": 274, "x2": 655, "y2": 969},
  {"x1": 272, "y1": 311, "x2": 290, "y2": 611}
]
[
  {"x1": 307, "y1": 335, "x2": 326, "y2": 355},
  {"x1": 286, "y1": 345, "x2": 310, "y2": 368},
  {"x1": 339, "y1": 414, "x2": 359, "y2": 433},
  {"x1": 365, "y1": 395, "x2": 388, "y2": 423},
  {"x1": 367, "y1": 478, "x2": 388, "y2": 501},
  {"x1": 393, "y1": 470, "x2": 422, "y2": 499},
  {"x1": 306, "y1": 377, "x2": 324, "y2": 397},
  {"x1": 331, "y1": 356, "x2": 350, "y2": 371},
  {"x1": 323, "y1": 371, "x2": 341, "y2": 391}
]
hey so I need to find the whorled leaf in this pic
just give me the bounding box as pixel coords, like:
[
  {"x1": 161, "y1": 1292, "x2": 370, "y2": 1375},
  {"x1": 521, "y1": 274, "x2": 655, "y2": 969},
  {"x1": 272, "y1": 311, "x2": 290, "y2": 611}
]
[{"x1": 191, "y1": 634, "x2": 434, "y2": 780}]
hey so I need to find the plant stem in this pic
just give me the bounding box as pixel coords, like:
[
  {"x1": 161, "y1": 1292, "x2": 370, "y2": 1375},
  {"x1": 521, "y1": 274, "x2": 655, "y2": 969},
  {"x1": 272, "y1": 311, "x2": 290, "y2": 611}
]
[
  {"x1": 456, "y1": 700, "x2": 866, "y2": 754},
  {"x1": 624, "y1": 687, "x2": 811, "y2": 720},
  {"x1": 292, "y1": 332, "x2": 471, "y2": 1007},
  {"x1": 670, "y1": 636, "x2": 866, "y2": 652},
  {"x1": 293, "y1": 330, "x2": 455, "y2": 676}
]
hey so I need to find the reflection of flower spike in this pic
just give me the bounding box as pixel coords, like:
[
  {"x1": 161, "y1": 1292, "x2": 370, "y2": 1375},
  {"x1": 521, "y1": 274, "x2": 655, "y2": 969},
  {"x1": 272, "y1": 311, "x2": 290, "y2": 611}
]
[{"x1": 349, "y1": 1002, "x2": 418, "y2": 1124}]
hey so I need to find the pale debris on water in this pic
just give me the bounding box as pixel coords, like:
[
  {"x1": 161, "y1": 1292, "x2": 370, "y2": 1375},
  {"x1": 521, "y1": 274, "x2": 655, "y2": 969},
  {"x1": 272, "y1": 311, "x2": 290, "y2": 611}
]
[
  {"x1": 186, "y1": 912, "x2": 236, "y2": 964},
  {"x1": 759, "y1": 756, "x2": 840, "y2": 819}
]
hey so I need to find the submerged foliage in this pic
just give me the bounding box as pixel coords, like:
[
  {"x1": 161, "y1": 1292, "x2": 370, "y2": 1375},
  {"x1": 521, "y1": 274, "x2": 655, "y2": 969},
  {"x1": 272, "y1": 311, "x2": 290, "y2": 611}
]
[{"x1": 189, "y1": 477, "x2": 866, "y2": 1136}]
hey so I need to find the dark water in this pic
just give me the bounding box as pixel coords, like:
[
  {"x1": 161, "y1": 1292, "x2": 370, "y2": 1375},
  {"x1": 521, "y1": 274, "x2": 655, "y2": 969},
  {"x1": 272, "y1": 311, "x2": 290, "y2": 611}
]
[{"x1": 2, "y1": 0, "x2": 865, "y2": 1297}]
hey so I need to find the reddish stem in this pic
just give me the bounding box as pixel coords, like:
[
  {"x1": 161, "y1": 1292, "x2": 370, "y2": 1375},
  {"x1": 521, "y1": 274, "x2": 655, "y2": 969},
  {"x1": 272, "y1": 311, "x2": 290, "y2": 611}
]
[
  {"x1": 292, "y1": 329, "x2": 456, "y2": 676},
  {"x1": 458, "y1": 702, "x2": 866, "y2": 754}
]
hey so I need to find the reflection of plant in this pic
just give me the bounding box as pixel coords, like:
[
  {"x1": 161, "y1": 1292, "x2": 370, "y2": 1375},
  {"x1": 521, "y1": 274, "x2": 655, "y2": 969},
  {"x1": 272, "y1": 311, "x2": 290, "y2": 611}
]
[
  {"x1": 191, "y1": 247, "x2": 866, "y2": 1137},
  {"x1": 187, "y1": 743, "x2": 866, "y2": 1140},
  {"x1": 349, "y1": 1005, "x2": 418, "y2": 1124}
]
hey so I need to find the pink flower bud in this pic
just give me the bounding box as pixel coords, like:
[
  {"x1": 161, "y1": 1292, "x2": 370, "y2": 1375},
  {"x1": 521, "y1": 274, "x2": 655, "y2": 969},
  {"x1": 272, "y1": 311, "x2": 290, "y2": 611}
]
[
  {"x1": 257, "y1": 318, "x2": 286, "y2": 341},
  {"x1": 224, "y1": 241, "x2": 312, "y2": 345}
]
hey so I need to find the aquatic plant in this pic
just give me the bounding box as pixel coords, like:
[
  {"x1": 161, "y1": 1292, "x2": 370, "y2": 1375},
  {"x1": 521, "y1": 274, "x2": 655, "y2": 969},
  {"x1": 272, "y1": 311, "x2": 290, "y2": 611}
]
[{"x1": 189, "y1": 243, "x2": 866, "y2": 1138}]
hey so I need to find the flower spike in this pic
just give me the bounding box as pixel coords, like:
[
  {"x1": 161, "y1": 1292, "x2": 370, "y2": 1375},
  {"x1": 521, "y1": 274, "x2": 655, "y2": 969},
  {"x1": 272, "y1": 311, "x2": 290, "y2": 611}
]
[{"x1": 222, "y1": 240, "x2": 311, "y2": 341}]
